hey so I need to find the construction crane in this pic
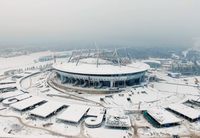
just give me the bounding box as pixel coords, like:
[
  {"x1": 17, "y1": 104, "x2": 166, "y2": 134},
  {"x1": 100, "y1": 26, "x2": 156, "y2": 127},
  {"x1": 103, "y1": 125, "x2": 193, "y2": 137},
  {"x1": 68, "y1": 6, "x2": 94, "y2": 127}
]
[
  {"x1": 112, "y1": 48, "x2": 121, "y2": 67},
  {"x1": 76, "y1": 50, "x2": 83, "y2": 66}
]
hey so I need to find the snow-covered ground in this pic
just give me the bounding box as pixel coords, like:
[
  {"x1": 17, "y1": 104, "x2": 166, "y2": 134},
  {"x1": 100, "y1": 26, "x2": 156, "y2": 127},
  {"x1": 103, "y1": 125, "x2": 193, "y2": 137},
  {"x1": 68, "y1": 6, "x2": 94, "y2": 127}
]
[{"x1": 0, "y1": 51, "x2": 200, "y2": 138}]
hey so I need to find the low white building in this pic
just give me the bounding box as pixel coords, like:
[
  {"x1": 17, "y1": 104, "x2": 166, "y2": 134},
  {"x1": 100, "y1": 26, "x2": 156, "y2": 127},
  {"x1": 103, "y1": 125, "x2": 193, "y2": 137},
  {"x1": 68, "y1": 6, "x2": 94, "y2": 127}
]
[{"x1": 105, "y1": 108, "x2": 131, "y2": 128}]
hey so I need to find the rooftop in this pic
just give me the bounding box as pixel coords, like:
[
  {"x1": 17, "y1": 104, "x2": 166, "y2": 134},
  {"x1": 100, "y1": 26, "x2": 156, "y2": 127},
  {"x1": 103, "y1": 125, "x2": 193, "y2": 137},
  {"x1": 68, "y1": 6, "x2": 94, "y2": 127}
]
[
  {"x1": 168, "y1": 104, "x2": 200, "y2": 120},
  {"x1": 105, "y1": 108, "x2": 131, "y2": 128},
  {"x1": 0, "y1": 91, "x2": 24, "y2": 100},
  {"x1": 53, "y1": 61, "x2": 149, "y2": 75},
  {"x1": 30, "y1": 101, "x2": 65, "y2": 118},
  {"x1": 10, "y1": 97, "x2": 46, "y2": 111},
  {"x1": 147, "y1": 108, "x2": 181, "y2": 125},
  {"x1": 57, "y1": 105, "x2": 89, "y2": 123}
]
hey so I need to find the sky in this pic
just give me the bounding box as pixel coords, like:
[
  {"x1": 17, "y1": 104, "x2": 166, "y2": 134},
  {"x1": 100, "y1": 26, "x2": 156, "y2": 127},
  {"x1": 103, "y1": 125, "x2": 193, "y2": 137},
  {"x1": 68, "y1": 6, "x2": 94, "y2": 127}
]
[{"x1": 0, "y1": 0, "x2": 200, "y2": 49}]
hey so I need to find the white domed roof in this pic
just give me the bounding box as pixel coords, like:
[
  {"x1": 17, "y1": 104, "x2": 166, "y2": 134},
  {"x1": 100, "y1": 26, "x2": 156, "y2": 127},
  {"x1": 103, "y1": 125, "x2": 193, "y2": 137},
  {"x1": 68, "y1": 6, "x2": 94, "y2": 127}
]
[{"x1": 53, "y1": 58, "x2": 150, "y2": 75}]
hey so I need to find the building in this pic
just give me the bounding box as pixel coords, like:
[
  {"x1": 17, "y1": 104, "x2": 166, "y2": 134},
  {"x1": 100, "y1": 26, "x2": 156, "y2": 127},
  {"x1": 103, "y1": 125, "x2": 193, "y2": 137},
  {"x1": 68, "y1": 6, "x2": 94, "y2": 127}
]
[
  {"x1": 167, "y1": 104, "x2": 200, "y2": 122},
  {"x1": 171, "y1": 60, "x2": 198, "y2": 75},
  {"x1": 142, "y1": 60, "x2": 161, "y2": 69},
  {"x1": 143, "y1": 108, "x2": 181, "y2": 128},
  {"x1": 51, "y1": 50, "x2": 150, "y2": 92},
  {"x1": 167, "y1": 72, "x2": 181, "y2": 78},
  {"x1": 105, "y1": 108, "x2": 131, "y2": 128}
]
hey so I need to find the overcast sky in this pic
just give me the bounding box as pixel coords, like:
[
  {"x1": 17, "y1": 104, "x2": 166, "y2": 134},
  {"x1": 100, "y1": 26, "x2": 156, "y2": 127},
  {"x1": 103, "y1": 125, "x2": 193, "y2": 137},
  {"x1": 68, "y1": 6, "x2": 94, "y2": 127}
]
[{"x1": 0, "y1": 0, "x2": 200, "y2": 48}]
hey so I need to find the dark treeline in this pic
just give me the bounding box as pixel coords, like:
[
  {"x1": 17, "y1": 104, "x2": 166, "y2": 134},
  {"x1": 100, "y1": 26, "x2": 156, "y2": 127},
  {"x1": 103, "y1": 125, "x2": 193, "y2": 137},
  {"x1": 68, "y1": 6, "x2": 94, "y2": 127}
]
[
  {"x1": 0, "y1": 45, "x2": 187, "y2": 59},
  {"x1": 117, "y1": 46, "x2": 186, "y2": 59}
]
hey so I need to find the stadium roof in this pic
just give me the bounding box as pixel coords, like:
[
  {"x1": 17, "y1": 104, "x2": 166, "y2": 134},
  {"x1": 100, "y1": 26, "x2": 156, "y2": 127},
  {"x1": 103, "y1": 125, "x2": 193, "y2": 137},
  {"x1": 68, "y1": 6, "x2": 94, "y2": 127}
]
[{"x1": 53, "y1": 59, "x2": 149, "y2": 75}]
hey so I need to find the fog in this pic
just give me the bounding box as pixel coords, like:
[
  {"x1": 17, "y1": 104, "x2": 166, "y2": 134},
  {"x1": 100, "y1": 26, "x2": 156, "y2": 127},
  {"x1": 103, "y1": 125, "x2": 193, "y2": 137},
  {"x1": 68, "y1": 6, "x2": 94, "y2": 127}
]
[{"x1": 0, "y1": 0, "x2": 200, "y2": 48}]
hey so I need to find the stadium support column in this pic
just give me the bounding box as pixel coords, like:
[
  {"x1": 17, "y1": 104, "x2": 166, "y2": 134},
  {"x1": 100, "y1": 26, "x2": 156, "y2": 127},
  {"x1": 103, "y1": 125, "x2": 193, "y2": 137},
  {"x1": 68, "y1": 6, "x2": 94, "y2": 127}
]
[
  {"x1": 139, "y1": 76, "x2": 142, "y2": 84},
  {"x1": 61, "y1": 75, "x2": 66, "y2": 83},
  {"x1": 124, "y1": 80, "x2": 126, "y2": 88},
  {"x1": 110, "y1": 80, "x2": 114, "y2": 88}
]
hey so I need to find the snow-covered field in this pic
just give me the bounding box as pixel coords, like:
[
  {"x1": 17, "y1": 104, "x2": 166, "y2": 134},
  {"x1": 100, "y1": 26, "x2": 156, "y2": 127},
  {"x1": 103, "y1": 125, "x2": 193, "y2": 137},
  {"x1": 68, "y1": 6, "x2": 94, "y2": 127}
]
[{"x1": 0, "y1": 51, "x2": 200, "y2": 138}]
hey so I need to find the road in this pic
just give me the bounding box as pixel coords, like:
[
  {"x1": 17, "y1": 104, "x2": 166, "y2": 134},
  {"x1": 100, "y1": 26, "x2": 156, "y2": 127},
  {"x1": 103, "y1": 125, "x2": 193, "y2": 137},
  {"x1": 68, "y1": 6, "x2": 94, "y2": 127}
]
[{"x1": 0, "y1": 114, "x2": 87, "y2": 138}]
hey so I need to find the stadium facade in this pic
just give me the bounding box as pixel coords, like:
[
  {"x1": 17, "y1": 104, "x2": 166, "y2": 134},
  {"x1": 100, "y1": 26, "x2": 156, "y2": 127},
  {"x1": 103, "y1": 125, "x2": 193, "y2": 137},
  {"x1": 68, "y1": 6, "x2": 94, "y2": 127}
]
[{"x1": 51, "y1": 50, "x2": 150, "y2": 91}]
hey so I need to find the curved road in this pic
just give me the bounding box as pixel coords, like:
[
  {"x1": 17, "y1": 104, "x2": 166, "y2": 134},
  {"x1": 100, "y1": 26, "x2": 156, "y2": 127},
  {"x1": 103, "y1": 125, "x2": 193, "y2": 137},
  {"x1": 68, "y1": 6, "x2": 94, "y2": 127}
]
[{"x1": 0, "y1": 114, "x2": 85, "y2": 138}]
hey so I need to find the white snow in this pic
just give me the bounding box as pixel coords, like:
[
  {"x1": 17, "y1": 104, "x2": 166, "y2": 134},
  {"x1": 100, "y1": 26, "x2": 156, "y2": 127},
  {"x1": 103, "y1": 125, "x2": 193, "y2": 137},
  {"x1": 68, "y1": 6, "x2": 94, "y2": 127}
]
[
  {"x1": 30, "y1": 101, "x2": 65, "y2": 118},
  {"x1": 10, "y1": 97, "x2": 46, "y2": 111},
  {"x1": 0, "y1": 51, "x2": 54, "y2": 74},
  {"x1": 57, "y1": 105, "x2": 89, "y2": 123},
  {"x1": 168, "y1": 103, "x2": 200, "y2": 120},
  {"x1": 0, "y1": 83, "x2": 16, "y2": 89},
  {"x1": 2, "y1": 93, "x2": 31, "y2": 105},
  {"x1": 1, "y1": 51, "x2": 200, "y2": 137},
  {"x1": 0, "y1": 91, "x2": 24, "y2": 100},
  {"x1": 53, "y1": 61, "x2": 149, "y2": 75},
  {"x1": 87, "y1": 107, "x2": 105, "y2": 117},
  {"x1": 105, "y1": 108, "x2": 131, "y2": 128},
  {"x1": 147, "y1": 107, "x2": 181, "y2": 125}
]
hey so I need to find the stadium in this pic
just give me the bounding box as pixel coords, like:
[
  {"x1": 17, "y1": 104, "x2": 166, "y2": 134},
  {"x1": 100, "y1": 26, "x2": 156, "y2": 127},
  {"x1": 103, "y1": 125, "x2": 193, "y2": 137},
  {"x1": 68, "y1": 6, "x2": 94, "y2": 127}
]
[{"x1": 50, "y1": 50, "x2": 150, "y2": 92}]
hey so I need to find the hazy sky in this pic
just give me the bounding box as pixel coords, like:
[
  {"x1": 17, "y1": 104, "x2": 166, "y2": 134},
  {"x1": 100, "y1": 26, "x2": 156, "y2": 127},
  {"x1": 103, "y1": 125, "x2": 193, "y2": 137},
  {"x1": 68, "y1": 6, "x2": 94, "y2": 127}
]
[{"x1": 0, "y1": 0, "x2": 200, "y2": 48}]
